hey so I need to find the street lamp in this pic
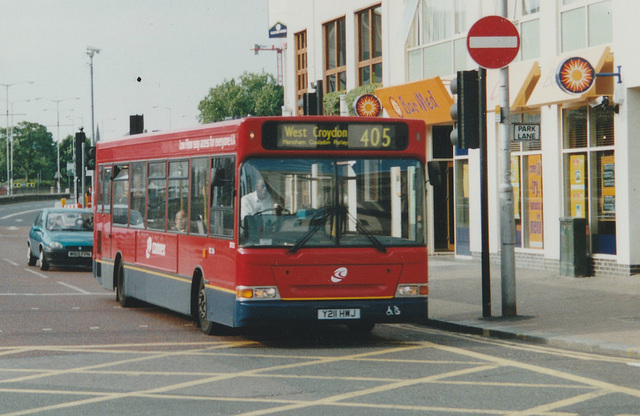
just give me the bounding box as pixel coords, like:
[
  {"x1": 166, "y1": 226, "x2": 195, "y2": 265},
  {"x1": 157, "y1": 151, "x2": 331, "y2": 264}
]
[
  {"x1": 2, "y1": 80, "x2": 34, "y2": 195},
  {"x1": 153, "y1": 105, "x2": 172, "y2": 130},
  {"x1": 87, "y1": 46, "x2": 100, "y2": 146},
  {"x1": 36, "y1": 97, "x2": 80, "y2": 194},
  {"x1": 10, "y1": 99, "x2": 30, "y2": 193}
]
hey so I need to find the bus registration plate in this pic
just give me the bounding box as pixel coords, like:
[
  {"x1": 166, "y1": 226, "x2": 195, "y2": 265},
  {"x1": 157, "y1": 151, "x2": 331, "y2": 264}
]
[{"x1": 317, "y1": 309, "x2": 360, "y2": 320}]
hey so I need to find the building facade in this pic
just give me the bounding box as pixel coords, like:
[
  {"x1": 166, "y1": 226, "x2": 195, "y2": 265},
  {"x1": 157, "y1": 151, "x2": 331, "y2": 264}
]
[{"x1": 268, "y1": 0, "x2": 640, "y2": 277}]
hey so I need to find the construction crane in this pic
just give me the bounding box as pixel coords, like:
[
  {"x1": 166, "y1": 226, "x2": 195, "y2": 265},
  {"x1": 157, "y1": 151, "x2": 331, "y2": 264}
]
[{"x1": 252, "y1": 44, "x2": 284, "y2": 86}]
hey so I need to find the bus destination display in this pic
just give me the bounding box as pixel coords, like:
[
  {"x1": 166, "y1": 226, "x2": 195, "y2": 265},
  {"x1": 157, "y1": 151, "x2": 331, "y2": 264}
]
[{"x1": 262, "y1": 122, "x2": 409, "y2": 150}]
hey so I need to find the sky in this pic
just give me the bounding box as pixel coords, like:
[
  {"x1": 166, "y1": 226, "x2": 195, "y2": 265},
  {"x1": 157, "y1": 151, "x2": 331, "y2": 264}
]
[{"x1": 0, "y1": 0, "x2": 278, "y2": 142}]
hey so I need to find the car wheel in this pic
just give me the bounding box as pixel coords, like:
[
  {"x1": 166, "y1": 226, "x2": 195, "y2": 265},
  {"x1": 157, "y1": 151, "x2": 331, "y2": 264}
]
[
  {"x1": 38, "y1": 248, "x2": 49, "y2": 271},
  {"x1": 197, "y1": 278, "x2": 219, "y2": 335},
  {"x1": 116, "y1": 261, "x2": 133, "y2": 307},
  {"x1": 27, "y1": 244, "x2": 37, "y2": 266}
]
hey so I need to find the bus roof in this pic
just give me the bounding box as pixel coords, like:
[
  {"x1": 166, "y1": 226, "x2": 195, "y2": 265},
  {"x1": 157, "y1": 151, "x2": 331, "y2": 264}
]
[{"x1": 96, "y1": 116, "x2": 427, "y2": 163}]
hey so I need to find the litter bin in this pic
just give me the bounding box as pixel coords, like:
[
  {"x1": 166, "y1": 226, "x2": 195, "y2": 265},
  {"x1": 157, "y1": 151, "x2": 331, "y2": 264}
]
[{"x1": 559, "y1": 217, "x2": 587, "y2": 277}]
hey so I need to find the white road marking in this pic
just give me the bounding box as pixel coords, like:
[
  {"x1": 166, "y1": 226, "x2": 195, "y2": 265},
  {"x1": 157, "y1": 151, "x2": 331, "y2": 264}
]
[
  {"x1": 24, "y1": 268, "x2": 49, "y2": 278},
  {"x1": 57, "y1": 281, "x2": 91, "y2": 294},
  {"x1": 0, "y1": 208, "x2": 43, "y2": 220}
]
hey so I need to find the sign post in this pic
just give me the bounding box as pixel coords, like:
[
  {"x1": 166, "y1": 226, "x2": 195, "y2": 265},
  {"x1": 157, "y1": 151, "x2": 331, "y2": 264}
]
[{"x1": 467, "y1": 14, "x2": 520, "y2": 317}]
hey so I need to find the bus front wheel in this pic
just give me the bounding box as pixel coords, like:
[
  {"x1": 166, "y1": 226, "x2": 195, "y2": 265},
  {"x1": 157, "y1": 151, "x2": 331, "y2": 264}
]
[
  {"x1": 116, "y1": 261, "x2": 133, "y2": 308},
  {"x1": 197, "y1": 278, "x2": 217, "y2": 335}
]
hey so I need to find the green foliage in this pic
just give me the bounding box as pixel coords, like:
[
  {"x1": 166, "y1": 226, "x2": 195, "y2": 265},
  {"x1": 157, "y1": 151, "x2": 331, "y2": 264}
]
[
  {"x1": 11, "y1": 122, "x2": 56, "y2": 183},
  {"x1": 323, "y1": 83, "x2": 383, "y2": 116},
  {"x1": 198, "y1": 71, "x2": 284, "y2": 123}
]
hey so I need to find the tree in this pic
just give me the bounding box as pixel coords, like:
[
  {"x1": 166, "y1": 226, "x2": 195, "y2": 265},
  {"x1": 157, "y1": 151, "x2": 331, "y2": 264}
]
[
  {"x1": 11, "y1": 122, "x2": 56, "y2": 182},
  {"x1": 198, "y1": 71, "x2": 283, "y2": 123}
]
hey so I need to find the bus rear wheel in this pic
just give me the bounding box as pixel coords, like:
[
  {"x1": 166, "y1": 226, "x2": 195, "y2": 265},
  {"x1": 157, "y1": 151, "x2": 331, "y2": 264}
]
[{"x1": 197, "y1": 278, "x2": 217, "y2": 335}]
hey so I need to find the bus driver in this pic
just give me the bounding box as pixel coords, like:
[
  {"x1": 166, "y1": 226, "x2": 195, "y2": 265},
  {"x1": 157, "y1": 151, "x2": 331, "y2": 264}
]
[{"x1": 240, "y1": 179, "x2": 275, "y2": 220}]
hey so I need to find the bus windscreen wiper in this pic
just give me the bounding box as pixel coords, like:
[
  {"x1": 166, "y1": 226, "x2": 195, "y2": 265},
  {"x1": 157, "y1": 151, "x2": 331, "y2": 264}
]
[
  {"x1": 345, "y1": 210, "x2": 387, "y2": 253},
  {"x1": 289, "y1": 206, "x2": 335, "y2": 254}
]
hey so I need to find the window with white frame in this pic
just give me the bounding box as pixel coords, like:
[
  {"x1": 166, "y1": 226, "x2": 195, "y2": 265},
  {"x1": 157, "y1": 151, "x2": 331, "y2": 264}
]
[
  {"x1": 510, "y1": 0, "x2": 541, "y2": 61},
  {"x1": 407, "y1": 0, "x2": 480, "y2": 81},
  {"x1": 560, "y1": 0, "x2": 612, "y2": 52}
]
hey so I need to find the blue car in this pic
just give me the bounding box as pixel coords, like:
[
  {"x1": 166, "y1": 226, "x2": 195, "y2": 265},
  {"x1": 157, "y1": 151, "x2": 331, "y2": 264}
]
[{"x1": 27, "y1": 208, "x2": 94, "y2": 271}]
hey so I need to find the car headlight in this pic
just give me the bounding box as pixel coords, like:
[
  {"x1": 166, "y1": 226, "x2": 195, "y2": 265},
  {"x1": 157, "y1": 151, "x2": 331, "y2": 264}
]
[{"x1": 48, "y1": 241, "x2": 63, "y2": 249}]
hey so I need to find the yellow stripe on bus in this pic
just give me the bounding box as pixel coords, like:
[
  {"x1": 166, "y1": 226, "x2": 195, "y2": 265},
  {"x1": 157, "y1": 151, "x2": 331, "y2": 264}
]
[{"x1": 94, "y1": 259, "x2": 235, "y2": 295}]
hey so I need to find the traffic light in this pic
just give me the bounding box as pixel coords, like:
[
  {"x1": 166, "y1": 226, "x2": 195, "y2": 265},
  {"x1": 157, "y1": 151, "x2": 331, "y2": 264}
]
[
  {"x1": 449, "y1": 70, "x2": 480, "y2": 149},
  {"x1": 74, "y1": 131, "x2": 86, "y2": 177},
  {"x1": 86, "y1": 146, "x2": 96, "y2": 170},
  {"x1": 298, "y1": 92, "x2": 318, "y2": 115}
]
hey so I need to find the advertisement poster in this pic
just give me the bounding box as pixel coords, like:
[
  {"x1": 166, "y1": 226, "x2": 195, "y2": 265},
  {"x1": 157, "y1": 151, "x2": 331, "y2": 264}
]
[
  {"x1": 511, "y1": 157, "x2": 521, "y2": 219},
  {"x1": 601, "y1": 155, "x2": 615, "y2": 215},
  {"x1": 570, "y1": 154, "x2": 586, "y2": 218},
  {"x1": 527, "y1": 155, "x2": 543, "y2": 248}
]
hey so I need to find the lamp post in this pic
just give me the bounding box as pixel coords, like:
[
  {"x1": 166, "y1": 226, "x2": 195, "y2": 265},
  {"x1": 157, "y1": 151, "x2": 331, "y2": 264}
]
[
  {"x1": 2, "y1": 81, "x2": 33, "y2": 195},
  {"x1": 36, "y1": 97, "x2": 79, "y2": 194},
  {"x1": 10, "y1": 99, "x2": 29, "y2": 193},
  {"x1": 153, "y1": 105, "x2": 172, "y2": 130},
  {"x1": 87, "y1": 47, "x2": 100, "y2": 146}
]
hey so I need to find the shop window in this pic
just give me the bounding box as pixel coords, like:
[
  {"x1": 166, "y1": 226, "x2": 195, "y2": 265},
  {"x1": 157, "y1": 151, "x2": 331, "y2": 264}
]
[
  {"x1": 324, "y1": 17, "x2": 346, "y2": 93},
  {"x1": 455, "y1": 159, "x2": 470, "y2": 255},
  {"x1": 510, "y1": 113, "x2": 543, "y2": 249},
  {"x1": 562, "y1": 106, "x2": 616, "y2": 254},
  {"x1": 357, "y1": 5, "x2": 382, "y2": 86}
]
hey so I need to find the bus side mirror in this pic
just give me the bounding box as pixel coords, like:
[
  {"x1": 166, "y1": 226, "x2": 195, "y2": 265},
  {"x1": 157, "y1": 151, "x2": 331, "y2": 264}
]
[{"x1": 427, "y1": 161, "x2": 444, "y2": 187}]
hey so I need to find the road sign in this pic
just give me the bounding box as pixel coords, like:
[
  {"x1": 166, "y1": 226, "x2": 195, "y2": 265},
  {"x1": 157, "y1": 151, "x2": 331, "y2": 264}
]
[{"x1": 467, "y1": 16, "x2": 520, "y2": 69}]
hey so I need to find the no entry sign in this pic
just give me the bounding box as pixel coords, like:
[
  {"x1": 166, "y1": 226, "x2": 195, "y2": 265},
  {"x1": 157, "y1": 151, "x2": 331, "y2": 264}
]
[{"x1": 467, "y1": 16, "x2": 520, "y2": 69}]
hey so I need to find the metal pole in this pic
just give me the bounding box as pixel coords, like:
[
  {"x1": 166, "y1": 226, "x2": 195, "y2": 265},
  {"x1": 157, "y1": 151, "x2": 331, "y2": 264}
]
[
  {"x1": 5, "y1": 86, "x2": 9, "y2": 195},
  {"x1": 56, "y1": 101, "x2": 61, "y2": 194},
  {"x1": 479, "y1": 68, "x2": 491, "y2": 318},
  {"x1": 498, "y1": 0, "x2": 517, "y2": 316}
]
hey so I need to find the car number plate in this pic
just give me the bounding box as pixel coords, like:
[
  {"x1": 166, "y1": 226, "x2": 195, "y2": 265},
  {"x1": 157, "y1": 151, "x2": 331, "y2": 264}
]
[
  {"x1": 69, "y1": 251, "x2": 91, "y2": 258},
  {"x1": 317, "y1": 308, "x2": 360, "y2": 320}
]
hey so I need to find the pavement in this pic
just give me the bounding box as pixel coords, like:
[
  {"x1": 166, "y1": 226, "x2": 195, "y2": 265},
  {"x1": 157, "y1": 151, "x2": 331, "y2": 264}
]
[{"x1": 426, "y1": 254, "x2": 640, "y2": 358}]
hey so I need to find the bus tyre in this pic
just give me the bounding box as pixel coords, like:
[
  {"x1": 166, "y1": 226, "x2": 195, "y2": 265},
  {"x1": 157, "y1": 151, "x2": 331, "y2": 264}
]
[
  {"x1": 27, "y1": 244, "x2": 37, "y2": 266},
  {"x1": 116, "y1": 262, "x2": 133, "y2": 308},
  {"x1": 197, "y1": 278, "x2": 216, "y2": 335}
]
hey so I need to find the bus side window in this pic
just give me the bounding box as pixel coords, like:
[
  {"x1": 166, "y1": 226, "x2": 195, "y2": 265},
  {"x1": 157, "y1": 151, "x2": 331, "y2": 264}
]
[
  {"x1": 129, "y1": 162, "x2": 147, "y2": 228},
  {"x1": 210, "y1": 156, "x2": 235, "y2": 237},
  {"x1": 147, "y1": 161, "x2": 167, "y2": 231},
  {"x1": 190, "y1": 157, "x2": 209, "y2": 235},
  {"x1": 112, "y1": 164, "x2": 130, "y2": 227}
]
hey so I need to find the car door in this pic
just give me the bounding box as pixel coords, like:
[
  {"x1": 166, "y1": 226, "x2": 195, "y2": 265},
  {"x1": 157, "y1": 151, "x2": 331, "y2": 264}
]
[{"x1": 29, "y1": 210, "x2": 45, "y2": 257}]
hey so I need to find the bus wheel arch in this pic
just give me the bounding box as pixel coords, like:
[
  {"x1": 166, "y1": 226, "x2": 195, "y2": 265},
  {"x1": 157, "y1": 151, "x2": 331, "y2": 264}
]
[
  {"x1": 115, "y1": 253, "x2": 133, "y2": 307},
  {"x1": 192, "y1": 269, "x2": 218, "y2": 335}
]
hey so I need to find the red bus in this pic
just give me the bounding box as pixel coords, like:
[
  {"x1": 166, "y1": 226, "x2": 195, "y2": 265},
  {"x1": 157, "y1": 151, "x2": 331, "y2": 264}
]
[{"x1": 92, "y1": 116, "x2": 428, "y2": 334}]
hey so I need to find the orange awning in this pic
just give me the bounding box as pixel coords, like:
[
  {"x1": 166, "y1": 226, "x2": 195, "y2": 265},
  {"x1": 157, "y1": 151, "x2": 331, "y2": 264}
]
[
  {"x1": 526, "y1": 46, "x2": 612, "y2": 108},
  {"x1": 375, "y1": 76, "x2": 454, "y2": 125}
]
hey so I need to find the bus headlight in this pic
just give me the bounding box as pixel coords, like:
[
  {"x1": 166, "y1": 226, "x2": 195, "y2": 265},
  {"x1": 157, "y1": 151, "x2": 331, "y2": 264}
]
[
  {"x1": 236, "y1": 286, "x2": 280, "y2": 300},
  {"x1": 395, "y1": 284, "x2": 428, "y2": 297}
]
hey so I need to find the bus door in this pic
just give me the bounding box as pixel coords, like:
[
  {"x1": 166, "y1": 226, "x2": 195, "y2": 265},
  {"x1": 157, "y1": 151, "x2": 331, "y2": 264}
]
[{"x1": 96, "y1": 165, "x2": 113, "y2": 260}]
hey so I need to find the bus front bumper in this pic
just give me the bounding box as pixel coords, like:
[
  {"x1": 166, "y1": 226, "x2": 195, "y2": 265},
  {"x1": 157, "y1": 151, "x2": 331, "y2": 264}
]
[{"x1": 232, "y1": 297, "x2": 428, "y2": 328}]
